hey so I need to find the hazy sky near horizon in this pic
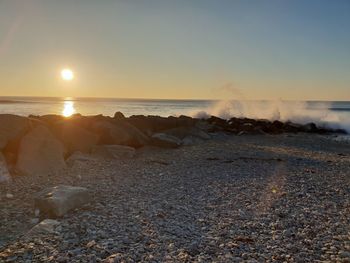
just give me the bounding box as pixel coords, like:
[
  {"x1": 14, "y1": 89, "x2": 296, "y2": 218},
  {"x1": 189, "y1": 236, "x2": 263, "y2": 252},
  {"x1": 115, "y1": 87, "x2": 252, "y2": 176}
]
[{"x1": 0, "y1": 0, "x2": 349, "y2": 100}]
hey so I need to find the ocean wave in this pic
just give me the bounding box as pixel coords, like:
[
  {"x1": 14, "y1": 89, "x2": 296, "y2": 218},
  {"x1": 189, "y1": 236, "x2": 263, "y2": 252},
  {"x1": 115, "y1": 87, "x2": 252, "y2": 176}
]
[{"x1": 190, "y1": 100, "x2": 350, "y2": 133}]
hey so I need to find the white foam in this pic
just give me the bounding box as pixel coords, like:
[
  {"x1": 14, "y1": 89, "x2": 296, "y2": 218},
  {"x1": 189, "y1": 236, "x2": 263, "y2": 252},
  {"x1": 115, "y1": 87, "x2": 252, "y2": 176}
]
[{"x1": 191, "y1": 100, "x2": 350, "y2": 133}]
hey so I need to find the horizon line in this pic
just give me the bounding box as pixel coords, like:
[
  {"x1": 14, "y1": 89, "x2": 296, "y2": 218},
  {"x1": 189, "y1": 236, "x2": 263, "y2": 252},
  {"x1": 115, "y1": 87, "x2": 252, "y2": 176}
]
[{"x1": 0, "y1": 95, "x2": 349, "y2": 103}]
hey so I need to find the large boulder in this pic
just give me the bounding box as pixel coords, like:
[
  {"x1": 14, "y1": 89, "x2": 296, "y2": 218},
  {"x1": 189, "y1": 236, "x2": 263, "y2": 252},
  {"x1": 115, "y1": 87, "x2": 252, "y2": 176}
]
[
  {"x1": 16, "y1": 125, "x2": 66, "y2": 175},
  {"x1": 151, "y1": 133, "x2": 182, "y2": 148},
  {"x1": 92, "y1": 120, "x2": 149, "y2": 148},
  {"x1": 127, "y1": 115, "x2": 179, "y2": 135},
  {"x1": 34, "y1": 185, "x2": 91, "y2": 218},
  {"x1": 36, "y1": 114, "x2": 65, "y2": 126},
  {"x1": 54, "y1": 123, "x2": 99, "y2": 154},
  {"x1": 0, "y1": 152, "x2": 11, "y2": 183},
  {"x1": 92, "y1": 145, "x2": 136, "y2": 159},
  {"x1": 0, "y1": 114, "x2": 30, "y2": 150}
]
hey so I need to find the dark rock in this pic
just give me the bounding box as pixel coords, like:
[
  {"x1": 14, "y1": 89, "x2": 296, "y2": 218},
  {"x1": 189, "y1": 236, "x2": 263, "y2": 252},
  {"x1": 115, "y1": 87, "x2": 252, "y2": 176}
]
[
  {"x1": 207, "y1": 116, "x2": 229, "y2": 129},
  {"x1": 333, "y1": 128, "x2": 347, "y2": 134},
  {"x1": 283, "y1": 122, "x2": 303, "y2": 133},
  {"x1": 176, "y1": 115, "x2": 196, "y2": 127},
  {"x1": 303, "y1": 122, "x2": 318, "y2": 133},
  {"x1": 113, "y1": 111, "x2": 125, "y2": 119},
  {"x1": 127, "y1": 115, "x2": 179, "y2": 135}
]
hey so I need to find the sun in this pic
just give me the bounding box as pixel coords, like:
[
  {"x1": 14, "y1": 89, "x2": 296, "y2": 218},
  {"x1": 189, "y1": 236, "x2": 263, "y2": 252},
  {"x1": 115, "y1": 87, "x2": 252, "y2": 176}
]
[{"x1": 61, "y1": 68, "x2": 74, "y2": 81}]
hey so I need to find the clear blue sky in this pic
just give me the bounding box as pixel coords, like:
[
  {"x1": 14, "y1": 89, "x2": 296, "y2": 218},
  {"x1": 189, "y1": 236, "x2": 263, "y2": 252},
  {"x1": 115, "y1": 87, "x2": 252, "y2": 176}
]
[{"x1": 0, "y1": 0, "x2": 349, "y2": 100}]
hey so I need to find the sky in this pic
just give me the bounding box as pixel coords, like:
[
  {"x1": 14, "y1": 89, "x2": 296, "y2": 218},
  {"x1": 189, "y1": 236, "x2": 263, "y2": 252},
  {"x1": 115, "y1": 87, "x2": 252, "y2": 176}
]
[{"x1": 0, "y1": 0, "x2": 349, "y2": 100}]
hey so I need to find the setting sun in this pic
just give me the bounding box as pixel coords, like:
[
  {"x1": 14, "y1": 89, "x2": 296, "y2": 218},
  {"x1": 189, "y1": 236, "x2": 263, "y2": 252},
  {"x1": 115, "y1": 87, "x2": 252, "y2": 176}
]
[{"x1": 61, "y1": 68, "x2": 74, "y2": 81}]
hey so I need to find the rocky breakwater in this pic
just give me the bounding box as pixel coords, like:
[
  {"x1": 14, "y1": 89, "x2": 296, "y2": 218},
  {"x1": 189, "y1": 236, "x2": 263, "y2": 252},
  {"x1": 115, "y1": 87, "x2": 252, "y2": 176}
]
[{"x1": 0, "y1": 112, "x2": 347, "y2": 182}]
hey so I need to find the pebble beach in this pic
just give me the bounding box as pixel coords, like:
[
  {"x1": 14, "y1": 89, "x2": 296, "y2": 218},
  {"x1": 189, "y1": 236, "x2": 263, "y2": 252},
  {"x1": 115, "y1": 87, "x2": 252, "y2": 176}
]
[{"x1": 1, "y1": 134, "x2": 349, "y2": 262}]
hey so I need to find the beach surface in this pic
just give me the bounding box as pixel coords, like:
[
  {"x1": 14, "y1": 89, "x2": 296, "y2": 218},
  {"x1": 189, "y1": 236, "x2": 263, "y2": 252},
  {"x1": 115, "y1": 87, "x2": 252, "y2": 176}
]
[{"x1": 1, "y1": 134, "x2": 349, "y2": 262}]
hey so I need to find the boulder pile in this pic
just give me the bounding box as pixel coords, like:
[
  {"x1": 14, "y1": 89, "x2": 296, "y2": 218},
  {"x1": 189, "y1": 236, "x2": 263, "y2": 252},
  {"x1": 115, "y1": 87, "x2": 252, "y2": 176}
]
[{"x1": 0, "y1": 113, "x2": 346, "y2": 180}]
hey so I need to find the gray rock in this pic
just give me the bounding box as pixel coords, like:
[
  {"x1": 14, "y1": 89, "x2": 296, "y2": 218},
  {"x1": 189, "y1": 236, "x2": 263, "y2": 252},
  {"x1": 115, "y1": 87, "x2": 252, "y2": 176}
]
[
  {"x1": 0, "y1": 152, "x2": 11, "y2": 183},
  {"x1": 27, "y1": 219, "x2": 60, "y2": 236},
  {"x1": 16, "y1": 125, "x2": 66, "y2": 175},
  {"x1": 151, "y1": 133, "x2": 182, "y2": 148},
  {"x1": 92, "y1": 145, "x2": 136, "y2": 159},
  {"x1": 34, "y1": 185, "x2": 91, "y2": 217},
  {"x1": 0, "y1": 114, "x2": 30, "y2": 150},
  {"x1": 339, "y1": 251, "x2": 350, "y2": 258}
]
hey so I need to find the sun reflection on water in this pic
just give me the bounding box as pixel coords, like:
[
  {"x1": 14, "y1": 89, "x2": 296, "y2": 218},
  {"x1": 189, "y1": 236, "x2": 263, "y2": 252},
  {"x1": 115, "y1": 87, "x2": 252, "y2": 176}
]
[{"x1": 62, "y1": 100, "x2": 76, "y2": 117}]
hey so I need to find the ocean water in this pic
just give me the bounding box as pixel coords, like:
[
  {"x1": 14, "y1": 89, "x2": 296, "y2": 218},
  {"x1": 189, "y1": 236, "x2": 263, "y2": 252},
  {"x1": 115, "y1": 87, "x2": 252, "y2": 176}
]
[{"x1": 0, "y1": 97, "x2": 349, "y2": 133}]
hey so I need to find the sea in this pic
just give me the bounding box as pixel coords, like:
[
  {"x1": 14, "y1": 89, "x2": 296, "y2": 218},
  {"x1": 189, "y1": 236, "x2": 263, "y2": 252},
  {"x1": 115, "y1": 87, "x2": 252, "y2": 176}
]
[{"x1": 0, "y1": 96, "x2": 349, "y2": 134}]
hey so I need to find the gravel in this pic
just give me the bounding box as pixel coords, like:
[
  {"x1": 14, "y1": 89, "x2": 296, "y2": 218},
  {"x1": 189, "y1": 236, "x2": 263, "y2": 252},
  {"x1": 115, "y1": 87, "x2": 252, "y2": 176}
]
[{"x1": 0, "y1": 133, "x2": 349, "y2": 262}]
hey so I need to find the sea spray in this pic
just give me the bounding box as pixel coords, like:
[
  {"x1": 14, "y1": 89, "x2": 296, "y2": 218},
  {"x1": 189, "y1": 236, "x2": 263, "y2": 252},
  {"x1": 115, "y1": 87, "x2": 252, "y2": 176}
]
[{"x1": 191, "y1": 100, "x2": 350, "y2": 133}]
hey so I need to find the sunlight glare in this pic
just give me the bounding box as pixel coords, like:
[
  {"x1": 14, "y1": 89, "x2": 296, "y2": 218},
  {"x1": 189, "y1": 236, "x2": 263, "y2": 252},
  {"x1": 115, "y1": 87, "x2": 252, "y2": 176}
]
[{"x1": 62, "y1": 101, "x2": 76, "y2": 117}]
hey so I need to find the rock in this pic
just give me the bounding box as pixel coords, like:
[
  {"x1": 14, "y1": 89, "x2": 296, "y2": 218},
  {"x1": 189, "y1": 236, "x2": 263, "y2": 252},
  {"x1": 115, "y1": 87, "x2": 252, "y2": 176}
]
[
  {"x1": 176, "y1": 115, "x2": 196, "y2": 127},
  {"x1": 103, "y1": 254, "x2": 123, "y2": 263},
  {"x1": 113, "y1": 111, "x2": 125, "y2": 119},
  {"x1": 34, "y1": 185, "x2": 91, "y2": 218},
  {"x1": 195, "y1": 120, "x2": 216, "y2": 132},
  {"x1": 92, "y1": 120, "x2": 149, "y2": 148},
  {"x1": 38, "y1": 114, "x2": 65, "y2": 126},
  {"x1": 0, "y1": 152, "x2": 11, "y2": 183},
  {"x1": 241, "y1": 123, "x2": 255, "y2": 132},
  {"x1": 151, "y1": 133, "x2": 182, "y2": 148},
  {"x1": 27, "y1": 219, "x2": 60, "y2": 236},
  {"x1": 303, "y1": 122, "x2": 318, "y2": 133},
  {"x1": 339, "y1": 251, "x2": 350, "y2": 258},
  {"x1": 55, "y1": 123, "x2": 99, "y2": 153},
  {"x1": 209, "y1": 116, "x2": 232, "y2": 129},
  {"x1": 16, "y1": 126, "x2": 66, "y2": 176},
  {"x1": 92, "y1": 145, "x2": 136, "y2": 159},
  {"x1": 5, "y1": 193, "x2": 14, "y2": 199},
  {"x1": 0, "y1": 114, "x2": 30, "y2": 150},
  {"x1": 283, "y1": 122, "x2": 303, "y2": 133},
  {"x1": 127, "y1": 115, "x2": 179, "y2": 135}
]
